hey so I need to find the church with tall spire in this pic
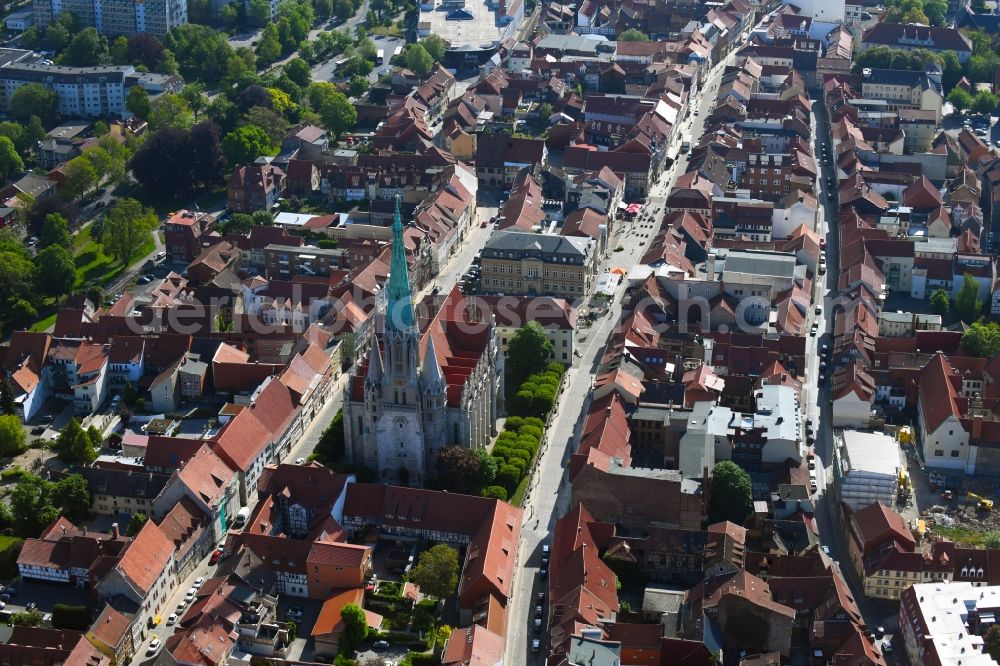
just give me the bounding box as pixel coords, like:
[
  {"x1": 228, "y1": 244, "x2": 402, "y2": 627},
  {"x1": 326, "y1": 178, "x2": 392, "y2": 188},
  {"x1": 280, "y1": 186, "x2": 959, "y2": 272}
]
[{"x1": 343, "y1": 196, "x2": 504, "y2": 486}]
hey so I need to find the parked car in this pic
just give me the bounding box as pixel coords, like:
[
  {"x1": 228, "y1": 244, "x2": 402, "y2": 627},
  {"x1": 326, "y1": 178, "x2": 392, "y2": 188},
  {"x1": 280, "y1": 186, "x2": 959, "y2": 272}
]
[
  {"x1": 874, "y1": 626, "x2": 885, "y2": 639},
  {"x1": 532, "y1": 639, "x2": 541, "y2": 652},
  {"x1": 295, "y1": 457, "x2": 305, "y2": 464},
  {"x1": 147, "y1": 638, "x2": 161, "y2": 655},
  {"x1": 373, "y1": 640, "x2": 390, "y2": 650},
  {"x1": 209, "y1": 548, "x2": 223, "y2": 565},
  {"x1": 30, "y1": 426, "x2": 45, "y2": 436},
  {"x1": 166, "y1": 614, "x2": 177, "y2": 625},
  {"x1": 25, "y1": 602, "x2": 36, "y2": 611},
  {"x1": 194, "y1": 577, "x2": 204, "y2": 587}
]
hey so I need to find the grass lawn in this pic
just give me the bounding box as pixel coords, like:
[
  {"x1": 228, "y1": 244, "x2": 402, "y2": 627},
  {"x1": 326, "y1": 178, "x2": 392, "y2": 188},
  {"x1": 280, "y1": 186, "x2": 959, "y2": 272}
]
[
  {"x1": 934, "y1": 526, "x2": 990, "y2": 547},
  {"x1": 510, "y1": 475, "x2": 530, "y2": 507},
  {"x1": 29, "y1": 312, "x2": 58, "y2": 333},
  {"x1": 72, "y1": 225, "x2": 154, "y2": 289}
]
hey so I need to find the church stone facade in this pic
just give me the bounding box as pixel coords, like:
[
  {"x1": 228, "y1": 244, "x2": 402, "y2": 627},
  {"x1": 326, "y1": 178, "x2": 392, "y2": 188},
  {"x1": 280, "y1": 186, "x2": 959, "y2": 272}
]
[{"x1": 343, "y1": 198, "x2": 504, "y2": 486}]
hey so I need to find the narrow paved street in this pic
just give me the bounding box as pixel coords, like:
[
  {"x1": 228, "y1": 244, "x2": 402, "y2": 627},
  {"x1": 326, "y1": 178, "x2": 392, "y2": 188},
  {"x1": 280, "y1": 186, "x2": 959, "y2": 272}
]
[{"x1": 808, "y1": 90, "x2": 899, "y2": 639}]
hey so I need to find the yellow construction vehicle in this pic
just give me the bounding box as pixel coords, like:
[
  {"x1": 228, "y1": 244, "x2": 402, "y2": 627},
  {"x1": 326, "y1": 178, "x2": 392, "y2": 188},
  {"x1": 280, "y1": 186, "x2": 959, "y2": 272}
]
[
  {"x1": 898, "y1": 426, "x2": 912, "y2": 445},
  {"x1": 968, "y1": 492, "x2": 994, "y2": 511},
  {"x1": 897, "y1": 469, "x2": 911, "y2": 500}
]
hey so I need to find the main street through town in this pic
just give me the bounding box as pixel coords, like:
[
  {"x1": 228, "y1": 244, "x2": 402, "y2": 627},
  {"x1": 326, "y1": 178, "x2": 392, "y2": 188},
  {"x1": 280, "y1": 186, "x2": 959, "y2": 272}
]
[
  {"x1": 809, "y1": 89, "x2": 900, "y2": 643},
  {"x1": 503, "y1": 53, "x2": 735, "y2": 664}
]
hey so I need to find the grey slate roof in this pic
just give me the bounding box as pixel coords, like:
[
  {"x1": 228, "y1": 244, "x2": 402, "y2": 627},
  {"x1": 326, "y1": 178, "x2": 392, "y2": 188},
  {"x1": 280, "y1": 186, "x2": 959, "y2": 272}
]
[{"x1": 482, "y1": 230, "x2": 594, "y2": 262}]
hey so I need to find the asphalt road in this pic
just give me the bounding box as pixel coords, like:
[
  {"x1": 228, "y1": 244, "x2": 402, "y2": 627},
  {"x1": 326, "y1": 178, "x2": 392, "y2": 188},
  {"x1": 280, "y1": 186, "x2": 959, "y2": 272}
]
[
  {"x1": 501, "y1": 54, "x2": 734, "y2": 665},
  {"x1": 809, "y1": 88, "x2": 901, "y2": 652}
]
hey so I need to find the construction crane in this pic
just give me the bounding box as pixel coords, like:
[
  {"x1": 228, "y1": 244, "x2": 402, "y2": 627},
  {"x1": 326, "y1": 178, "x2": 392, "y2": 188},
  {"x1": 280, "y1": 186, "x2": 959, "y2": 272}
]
[{"x1": 968, "y1": 492, "x2": 994, "y2": 511}]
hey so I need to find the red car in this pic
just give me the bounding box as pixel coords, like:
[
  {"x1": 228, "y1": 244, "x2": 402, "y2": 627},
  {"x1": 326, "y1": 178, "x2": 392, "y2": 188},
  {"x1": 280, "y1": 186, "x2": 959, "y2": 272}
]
[{"x1": 209, "y1": 548, "x2": 223, "y2": 565}]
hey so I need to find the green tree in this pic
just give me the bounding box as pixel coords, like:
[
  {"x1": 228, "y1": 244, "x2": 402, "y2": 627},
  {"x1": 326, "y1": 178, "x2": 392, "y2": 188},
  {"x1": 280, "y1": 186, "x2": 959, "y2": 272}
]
[
  {"x1": 507, "y1": 321, "x2": 554, "y2": 389},
  {"x1": 339, "y1": 603, "x2": 368, "y2": 653},
  {"x1": 249, "y1": 0, "x2": 272, "y2": 26},
  {"x1": 410, "y1": 544, "x2": 459, "y2": 598},
  {"x1": 313, "y1": 408, "x2": 345, "y2": 465},
  {"x1": 257, "y1": 23, "x2": 282, "y2": 64},
  {"x1": 960, "y1": 322, "x2": 1000, "y2": 357},
  {"x1": 974, "y1": 90, "x2": 999, "y2": 115},
  {"x1": 930, "y1": 288, "x2": 950, "y2": 317},
  {"x1": 949, "y1": 87, "x2": 974, "y2": 114},
  {"x1": 222, "y1": 124, "x2": 276, "y2": 166},
  {"x1": 179, "y1": 82, "x2": 207, "y2": 120},
  {"x1": 126, "y1": 512, "x2": 148, "y2": 536},
  {"x1": 10, "y1": 83, "x2": 59, "y2": 123},
  {"x1": 347, "y1": 75, "x2": 369, "y2": 97},
  {"x1": 241, "y1": 106, "x2": 289, "y2": 144},
  {"x1": 0, "y1": 241, "x2": 35, "y2": 309},
  {"x1": 422, "y1": 34, "x2": 447, "y2": 62},
  {"x1": 7, "y1": 299, "x2": 37, "y2": 330},
  {"x1": 985, "y1": 625, "x2": 1000, "y2": 662},
  {"x1": 82, "y1": 146, "x2": 114, "y2": 194},
  {"x1": 315, "y1": 0, "x2": 333, "y2": 16},
  {"x1": 59, "y1": 27, "x2": 109, "y2": 66},
  {"x1": 165, "y1": 24, "x2": 235, "y2": 84},
  {"x1": 708, "y1": 461, "x2": 752, "y2": 525},
  {"x1": 0, "y1": 136, "x2": 22, "y2": 181},
  {"x1": 986, "y1": 531, "x2": 1000, "y2": 549},
  {"x1": 925, "y1": 0, "x2": 947, "y2": 24},
  {"x1": 481, "y1": 485, "x2": 508, "y2": 501},
  {"x1": 474, "y1": 448, "x2": 497, "y2": 488},
  {"x1": 0, "y1": 378, "x2": 15, "y2": 416},
  {"x1": 55, "y1": 418, "x2": 99, "y2": 464},
  {"x1": 60, "y1": 156, "x2": 97, "y2": 202},
  {"x1": 401, "y1": 43, "x2": 433, "y2": 76},
  {"x1": 109, "y1": 35, "x2": 129, "y2": 64},
  {"x1": 219, "y1": 3, "x2": 239, "y2": 28},
  {"x1": 285, "y1": 620, "x2": 297, "y2": 641},
  {"x1": 126, "y1": 85, "x2": 152, "y2": 120},
  {"x1": 148, "y1": 93, "x2": 194, "y2": 130},
  {"x1": 51, "y1": 604, "x2": 92, "y2": 631},
  {"x1": 618, "y1": 28, "x2": 649, "y2": 41},
  {"x1": 956, "y1": 273, "x2": 983, "y2": 323},
  {"x1": 102, "y1": 197, "x2": 157, "y2": 264},
  {"x1": 53, "y1": 474, "x2": 91, "y2": 522},
  {"x1": 0, "y1": 415, "x2": 26, "y2": 457},
  {"x1": 34, "y1": 245, "x2": 75, "y2": 298},
  {"x1": 436, "y1": 446, "x2": 488, "y2": 493},
  {"x1": 285, "y1": 57, "x2": 312, "y2": 88},
  {"x1": 307, "y1": 82, "x2": 356, "y2": 136},
  {"x1": 0, "y1": 121, "x2": 27, "y2": 154},
  {"x1": 10, "y1": 475, "x2": 58, "y2": 536},
  {"x1": 10, "y1": 610, "x2": 43, "y2": 627}
]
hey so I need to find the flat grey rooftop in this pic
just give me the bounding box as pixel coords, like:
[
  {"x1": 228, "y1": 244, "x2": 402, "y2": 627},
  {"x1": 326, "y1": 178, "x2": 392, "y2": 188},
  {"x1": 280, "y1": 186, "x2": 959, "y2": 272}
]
[{"x1": 419, "y1": 0, "x2": 504, "y2": 48}]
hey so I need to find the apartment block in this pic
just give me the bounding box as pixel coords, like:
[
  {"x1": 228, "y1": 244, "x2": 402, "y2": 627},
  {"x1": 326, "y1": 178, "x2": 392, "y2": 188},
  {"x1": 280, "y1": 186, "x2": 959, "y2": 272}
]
[{"x1": 33, "y1": 0, "x2": 187, "y2": 38}]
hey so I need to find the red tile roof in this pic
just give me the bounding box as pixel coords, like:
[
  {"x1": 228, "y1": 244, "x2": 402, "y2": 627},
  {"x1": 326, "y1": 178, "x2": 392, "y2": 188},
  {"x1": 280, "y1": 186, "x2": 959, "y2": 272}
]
[
  {"x1": 117, "y1": 520, "x2": 173, "y2": 595},
  {"x1": 211, "y1": 409, "x2": 272, "y2": 472},
  {"x1": 176, "y1": 445, "x2": 235, "y2": 508},
  {"x1": 850, "y1": 501, "x2": 915, "y2": 553},
  {"x1": 442, "y1": 624, "x2": 504, "y2": 666}
]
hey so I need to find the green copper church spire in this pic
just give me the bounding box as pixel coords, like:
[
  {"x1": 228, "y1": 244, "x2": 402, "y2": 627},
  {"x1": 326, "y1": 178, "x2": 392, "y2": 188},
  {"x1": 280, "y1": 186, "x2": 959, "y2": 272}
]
[{"x1": 385, "y1": 194, "x2": 415, "y2": 332}]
